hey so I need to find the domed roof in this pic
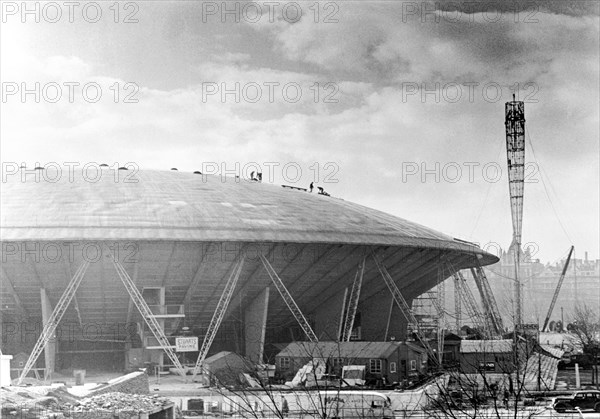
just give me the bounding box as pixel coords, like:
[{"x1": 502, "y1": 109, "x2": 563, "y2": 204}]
[
  {"x1": 0, "y1": 167, "x2": 498, "y2": 331},
  {"x1": 0, "y1": 168, "x2": 492, "y2": 260}
]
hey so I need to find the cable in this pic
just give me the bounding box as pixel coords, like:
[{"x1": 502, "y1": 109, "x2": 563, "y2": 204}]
[
  {"x1": 525, "y1": 129, "x2": 574, "y2": 244},
  {"x1": 469, "y1": 141, "x2": 505, "y2": 238}
]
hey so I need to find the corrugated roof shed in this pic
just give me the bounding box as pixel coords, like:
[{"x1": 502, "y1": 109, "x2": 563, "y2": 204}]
[
  {"x1": 539, "y1": 345, "x2": 564, "y2": 359},
  {"x1": 460, "y1": 340, "x2": 514, "y2": 353},
  {"x1": 277, "y1": 341, "x2": 424, "y2": 359}
]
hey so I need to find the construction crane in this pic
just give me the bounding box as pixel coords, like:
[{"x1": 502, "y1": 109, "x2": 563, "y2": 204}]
[
  {"x1": 542, "y1": 246, "x2": 574, "y2": 332},
  {"x1": 505, "y1": 94, "x2": 526, "y2": 325}
]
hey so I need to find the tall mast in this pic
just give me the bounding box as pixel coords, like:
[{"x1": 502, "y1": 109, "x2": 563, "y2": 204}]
[{"x1": 505, "y1": 94, "x2": 526, "y2": 326}]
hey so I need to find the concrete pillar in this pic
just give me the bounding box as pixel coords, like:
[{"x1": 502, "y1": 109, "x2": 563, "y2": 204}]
[
  {"x1": 0, "y1": 353, "x2": 13, "y2": 386},
  {"x1": 40, "y1": 289, "x2": 56, "y2": 376},
  {"x1": 245, "y1": 287, "x2": 269, "y2": 363}
]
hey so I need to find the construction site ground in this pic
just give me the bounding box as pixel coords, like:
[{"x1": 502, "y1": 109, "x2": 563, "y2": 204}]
[
  {"x1": 2, "y1": 371, "x2": 176, "y2": 419},
  {"x1": 4, "y1": 370, "x2": 600, "y2": 418}
]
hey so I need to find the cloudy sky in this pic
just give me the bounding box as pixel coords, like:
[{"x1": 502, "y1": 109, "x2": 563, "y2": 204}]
[{"x1": 1, "y1": 0, "x2": 598, "y2": 263}]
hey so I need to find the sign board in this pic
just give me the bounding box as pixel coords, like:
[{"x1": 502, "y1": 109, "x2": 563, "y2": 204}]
[{"x1": 176, "y1": 337, "x2": 198, "y2": 352}]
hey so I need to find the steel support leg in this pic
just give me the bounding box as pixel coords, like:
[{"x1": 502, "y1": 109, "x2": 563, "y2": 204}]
[
  {"x1": 193, "y1": 256, "x2": 245, "y2": 379},
  {"x1": 18, "y1": 261, "x2": 90, "y2": 385},
  {"x1": 111, "y1": 256, "x2": 187, "y2": 378},
  {"x1": 259, "y1": 254, "x2": 318, "y2": 342},
  {"x1": 471, "y1": 265, "x2": 504, "y2": 336},
  {"x1": 371, "y1": 251, "x2": 438, "y2": 364},
  {"x1": 341, "y1": 256, "x2": 365, "y2": 342}
]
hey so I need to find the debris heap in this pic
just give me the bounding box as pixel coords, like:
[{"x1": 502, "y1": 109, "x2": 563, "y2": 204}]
[
  {"x1": 1, "y1": 389, "x2": 173, "y2": 419},
  {"x1": 69, "y1": 392, "x2": 172, "y2": 418}
]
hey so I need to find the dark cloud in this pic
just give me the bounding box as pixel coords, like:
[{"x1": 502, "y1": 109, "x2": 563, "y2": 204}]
[{"x1": 435, "y1": 0, "x2": 600, "y2": 17}]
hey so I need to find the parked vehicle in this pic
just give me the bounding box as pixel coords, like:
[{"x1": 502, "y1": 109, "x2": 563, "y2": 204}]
[
  {"x1": 552, "y1": 390, "x2": 600, "y2": 413},
  {"x1": 305, "y1": 373, "x2": 341, "y2": 388},
  {"x1": 341, "y1": 365, "x2": 366, "y2": 387},
  {"x1": 282, "y1": 391, "x2": 393, "y2": 419}
]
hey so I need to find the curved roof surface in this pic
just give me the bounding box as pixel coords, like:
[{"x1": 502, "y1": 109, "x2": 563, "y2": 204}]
[{"x1": 1, "y1": 169, "x2": 492, "y2": 258}]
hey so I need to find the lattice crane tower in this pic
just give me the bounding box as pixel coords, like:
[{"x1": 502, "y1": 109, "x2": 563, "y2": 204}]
[{"x1": 505, "y1": 94, "x2": 526, "y2": 326}]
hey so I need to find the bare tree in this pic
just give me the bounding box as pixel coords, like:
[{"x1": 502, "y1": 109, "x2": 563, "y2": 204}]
[
  {"x1": 423, "y1": 336, "x2": 555, "y2": 419},
  {"x1": 203, "y1": 342, "x2": 397, "y2": 418},
  {"x1": 570, "y1": 303, "x2": 600, "y2": 386}
]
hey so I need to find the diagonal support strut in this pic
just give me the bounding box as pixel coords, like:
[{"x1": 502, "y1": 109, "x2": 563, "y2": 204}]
[
  {"x1": 193, "y1": 256, "x2": 245, "y2": 379},
  {"x1": 341, "y1": 255, "x2": 366, "y2": 342},
  {"x1": 371, "y1": 251, "x2": 438, "y2": 365},
  {"x1": 259, "y1": 254, "x2": 318, "y2": 342},
  {"x1": 110, "y1": 255, "x2": 187, "y2": 378},
  {"x1": 449, "y1": 264, "x2": 488, "y2": 336},
  {"x1": 18, "y1": 261, "x2": 90, "y2": 385},
  {"x1": 470, "y1": 265, "x2": 504, "y2": 336}
]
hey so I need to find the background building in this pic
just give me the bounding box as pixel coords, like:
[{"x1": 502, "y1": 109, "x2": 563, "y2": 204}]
[{"x1": 274, "y1": 341, "x2": 427, "y2": 384}]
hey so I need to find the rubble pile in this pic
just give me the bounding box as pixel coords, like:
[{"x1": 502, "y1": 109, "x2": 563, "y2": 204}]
[
  {"x1": 68, "y1": 392, "x2": 172, "y2": 418},
  {"x1": 86, "y1": 371, "x2": 150, "y2": 396},
  {"x1": 1, "y1": 388, "x2": 173, "y2": 419}
]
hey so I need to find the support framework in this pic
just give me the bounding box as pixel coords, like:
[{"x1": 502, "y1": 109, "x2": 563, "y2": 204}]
[
  {"x1": 454, "y1": 275, "x2": 461, "y2": 332},
  {"x1": 111, "y1": 257, "x2": 186, "y2": 378},
  {"x1": 471, "y1": 265, "x2": 504, "y2": 336},
  {"x1": 193, "y1": 256, "x2": 245, "y2": 378},
  {"x1": 542, "y1": 246, "x2": 574, "y2": 332},
  {"x1": 505, "y1": 95, "x2": 526, "y2": 325},
  {"x1": 18, "y1": 261, "x2": 90, "y2": 384},
  {"x1": 371, "y1": 251, "x2": 438, "y2": 364},
  {"x1": 337, "y1": 288, "x2": 348, "y2": 341},
  {"x1": 451, "y1": 268, "x2": 486, "y2": 334},
  {"x1": 341, "y1": 255, "x2": 366, "y2": 342},
  {"x1": 260, "y1": 254, "x2": 318, "y2": 342}
]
